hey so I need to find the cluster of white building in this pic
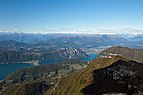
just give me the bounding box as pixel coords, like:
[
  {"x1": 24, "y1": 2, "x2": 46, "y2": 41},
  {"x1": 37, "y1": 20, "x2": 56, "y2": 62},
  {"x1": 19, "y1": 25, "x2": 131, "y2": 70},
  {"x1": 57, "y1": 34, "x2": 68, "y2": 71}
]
[{"x1": 101, "y1": 53, "x2": 123, "y2": 58}]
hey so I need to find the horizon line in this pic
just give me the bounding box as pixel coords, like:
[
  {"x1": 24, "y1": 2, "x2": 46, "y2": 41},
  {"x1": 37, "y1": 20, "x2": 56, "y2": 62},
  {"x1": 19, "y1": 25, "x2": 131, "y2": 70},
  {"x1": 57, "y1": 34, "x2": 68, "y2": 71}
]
[{"x1": 0, "y1": 28, "x2": 143, "y2": 35}]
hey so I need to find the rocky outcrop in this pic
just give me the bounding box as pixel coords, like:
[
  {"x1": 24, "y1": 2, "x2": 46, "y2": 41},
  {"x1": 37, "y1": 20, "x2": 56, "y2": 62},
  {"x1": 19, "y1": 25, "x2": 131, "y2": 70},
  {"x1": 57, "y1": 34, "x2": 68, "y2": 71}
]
[
  {"x1": 0, "y1": 48, "x2": 88, "y2": 64},
  {"x1": 55, "y1": 48, "x2": 89, "y2": 59}
]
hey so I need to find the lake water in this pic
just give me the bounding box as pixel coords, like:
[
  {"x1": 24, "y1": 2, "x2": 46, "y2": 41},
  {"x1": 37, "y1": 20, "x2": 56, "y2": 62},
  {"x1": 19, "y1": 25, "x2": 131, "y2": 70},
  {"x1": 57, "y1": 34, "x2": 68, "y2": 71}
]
[
  {"x1": 0, "y1": 54, "x2": 97, "y2": 80},
  {"x1": 82, "y1": 54, "x2": 98, "y2": 61},
  {"x1": 0, "y1": 63, "x2": 32, "y2": 80}
]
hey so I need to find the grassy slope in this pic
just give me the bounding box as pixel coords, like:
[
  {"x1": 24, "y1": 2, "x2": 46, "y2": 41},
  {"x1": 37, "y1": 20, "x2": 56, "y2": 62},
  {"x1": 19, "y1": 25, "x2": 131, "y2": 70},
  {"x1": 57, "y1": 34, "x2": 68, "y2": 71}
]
[
  {"x1": 1, "y1": 60, "x2": 87, "y2": 95},
  {"x1": 2, "y1": 81, "x2": 50, "y2": 95},
  {"x1": 45, "y1": 56, "x2": 126, "y2": 95}
]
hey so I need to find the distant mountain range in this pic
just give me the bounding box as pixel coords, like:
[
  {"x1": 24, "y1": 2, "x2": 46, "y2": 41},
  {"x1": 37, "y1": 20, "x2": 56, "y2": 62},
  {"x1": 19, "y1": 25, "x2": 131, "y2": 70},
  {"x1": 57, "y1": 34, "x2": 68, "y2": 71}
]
[{"x1": 0, "y1": 31, "x2": 142, "y2": 49}]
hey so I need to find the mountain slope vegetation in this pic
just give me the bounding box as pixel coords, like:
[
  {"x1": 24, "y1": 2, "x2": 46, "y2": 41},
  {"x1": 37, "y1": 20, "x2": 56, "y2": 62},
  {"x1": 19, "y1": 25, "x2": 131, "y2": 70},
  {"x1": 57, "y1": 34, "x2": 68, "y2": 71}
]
[
  {"x1": 45, "y1": 56, "x2": 126, "y2": 95},
  {"x1": 46, "y1": 56, "x2": 143, "y2": 95},
  {"x1": 2, "y1": 47, "x2": 143, "y2": 95}
]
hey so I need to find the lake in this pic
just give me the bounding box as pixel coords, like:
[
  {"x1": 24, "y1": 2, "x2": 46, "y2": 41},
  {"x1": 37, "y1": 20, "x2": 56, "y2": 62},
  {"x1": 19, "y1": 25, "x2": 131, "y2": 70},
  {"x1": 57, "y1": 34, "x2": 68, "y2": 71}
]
[
  {"x1": 0, "y1": 54, "x2": 97, "y2": 80},
  {"x1": 82, "y1": 53, "x2": 98, "y2": 61},
  {"x1": 0, "y1": 63, "x2": 32, "y2": 80}
]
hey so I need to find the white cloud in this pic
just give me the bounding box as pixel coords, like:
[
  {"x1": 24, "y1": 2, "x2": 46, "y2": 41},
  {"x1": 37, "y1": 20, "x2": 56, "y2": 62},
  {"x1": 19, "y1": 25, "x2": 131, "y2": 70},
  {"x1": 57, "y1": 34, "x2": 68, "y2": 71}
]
[
  {"x1": 1, "y1": 28, "x2": 143, "y2": 35},
  {"x1": 13, "y1": 28, "x2": 19, "y2": 31},
  {"x1": 41, "y1": 28, "x2": 143, "y2": 34}
]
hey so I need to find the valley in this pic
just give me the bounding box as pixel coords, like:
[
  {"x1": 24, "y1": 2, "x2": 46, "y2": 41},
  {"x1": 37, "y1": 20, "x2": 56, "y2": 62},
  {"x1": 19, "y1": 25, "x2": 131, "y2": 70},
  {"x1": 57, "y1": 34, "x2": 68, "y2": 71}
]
[
  {"x1": 0, "y1": 33, "x2": 143, "y2": 95},
  {"x1": 1, "y1": 45, "x2": 143, "y2": 95}
]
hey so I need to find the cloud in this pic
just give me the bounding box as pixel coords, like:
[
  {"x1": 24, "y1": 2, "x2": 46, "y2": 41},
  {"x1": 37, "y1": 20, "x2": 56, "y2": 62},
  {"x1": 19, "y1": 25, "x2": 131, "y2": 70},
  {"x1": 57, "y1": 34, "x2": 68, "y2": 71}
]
[
  {"x1": 1, "y1": 28, "x2": 143, "y2": 35},
  {"x1": 42, "y1": 28, "x2": 79, "y2": 34},
  {"x1": 13, "y1": 28, "x2": 19, "y2": 31},
  {"x1": 0, "y1": 28, "x2": 24, "y2": 33},
  {"x1": 41, "y1": 28, "x2": 143, "y2": 34},
  {"x1": 0, "y1": 30, "x2": 9, "y2": 32}
]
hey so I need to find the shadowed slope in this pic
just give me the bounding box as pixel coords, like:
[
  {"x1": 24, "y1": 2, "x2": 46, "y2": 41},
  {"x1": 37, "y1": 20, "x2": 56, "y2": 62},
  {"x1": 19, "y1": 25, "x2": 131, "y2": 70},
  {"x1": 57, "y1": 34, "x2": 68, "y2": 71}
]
[
  {"x1": 46, "y1": 56, "x2": 126, "y2": 95},
  {"x1": 82, "y1": 60, "x2": 143, "y2": 95}
]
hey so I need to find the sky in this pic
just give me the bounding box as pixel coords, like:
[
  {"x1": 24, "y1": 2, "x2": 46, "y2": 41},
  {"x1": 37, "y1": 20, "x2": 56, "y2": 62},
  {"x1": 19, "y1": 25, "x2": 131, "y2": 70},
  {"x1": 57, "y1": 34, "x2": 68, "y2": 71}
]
[{"x1": 0, "y1": 0, "x2": 143, "y2": 33}]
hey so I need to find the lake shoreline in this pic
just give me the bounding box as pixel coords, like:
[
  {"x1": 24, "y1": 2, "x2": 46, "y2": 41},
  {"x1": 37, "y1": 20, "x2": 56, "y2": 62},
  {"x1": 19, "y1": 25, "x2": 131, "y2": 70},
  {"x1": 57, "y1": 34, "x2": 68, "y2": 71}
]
[{"x1": 0, "y1": 54, "x2": 97, "y2": 80}]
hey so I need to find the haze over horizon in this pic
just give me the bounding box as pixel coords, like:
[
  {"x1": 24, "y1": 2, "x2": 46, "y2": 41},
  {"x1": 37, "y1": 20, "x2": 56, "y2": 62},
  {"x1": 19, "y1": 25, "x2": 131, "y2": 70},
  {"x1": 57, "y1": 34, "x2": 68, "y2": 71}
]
[{"x1": 1, "y1": 0, "x2": 143, "y2": 34}]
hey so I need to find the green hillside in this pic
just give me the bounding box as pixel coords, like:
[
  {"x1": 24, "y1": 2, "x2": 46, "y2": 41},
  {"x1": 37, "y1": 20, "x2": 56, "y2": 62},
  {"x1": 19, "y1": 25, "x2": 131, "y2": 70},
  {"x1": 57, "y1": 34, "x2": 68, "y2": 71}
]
[{"x1": 45, "y1": 56, "x2": 125, "y2": 95}]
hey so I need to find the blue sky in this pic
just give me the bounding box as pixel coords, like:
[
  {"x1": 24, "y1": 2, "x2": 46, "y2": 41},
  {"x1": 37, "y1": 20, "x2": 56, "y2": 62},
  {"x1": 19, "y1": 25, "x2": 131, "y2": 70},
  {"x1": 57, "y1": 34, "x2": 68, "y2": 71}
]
[{"x1": 0, "y1": 0, "x2": 143, "y2": 33}]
